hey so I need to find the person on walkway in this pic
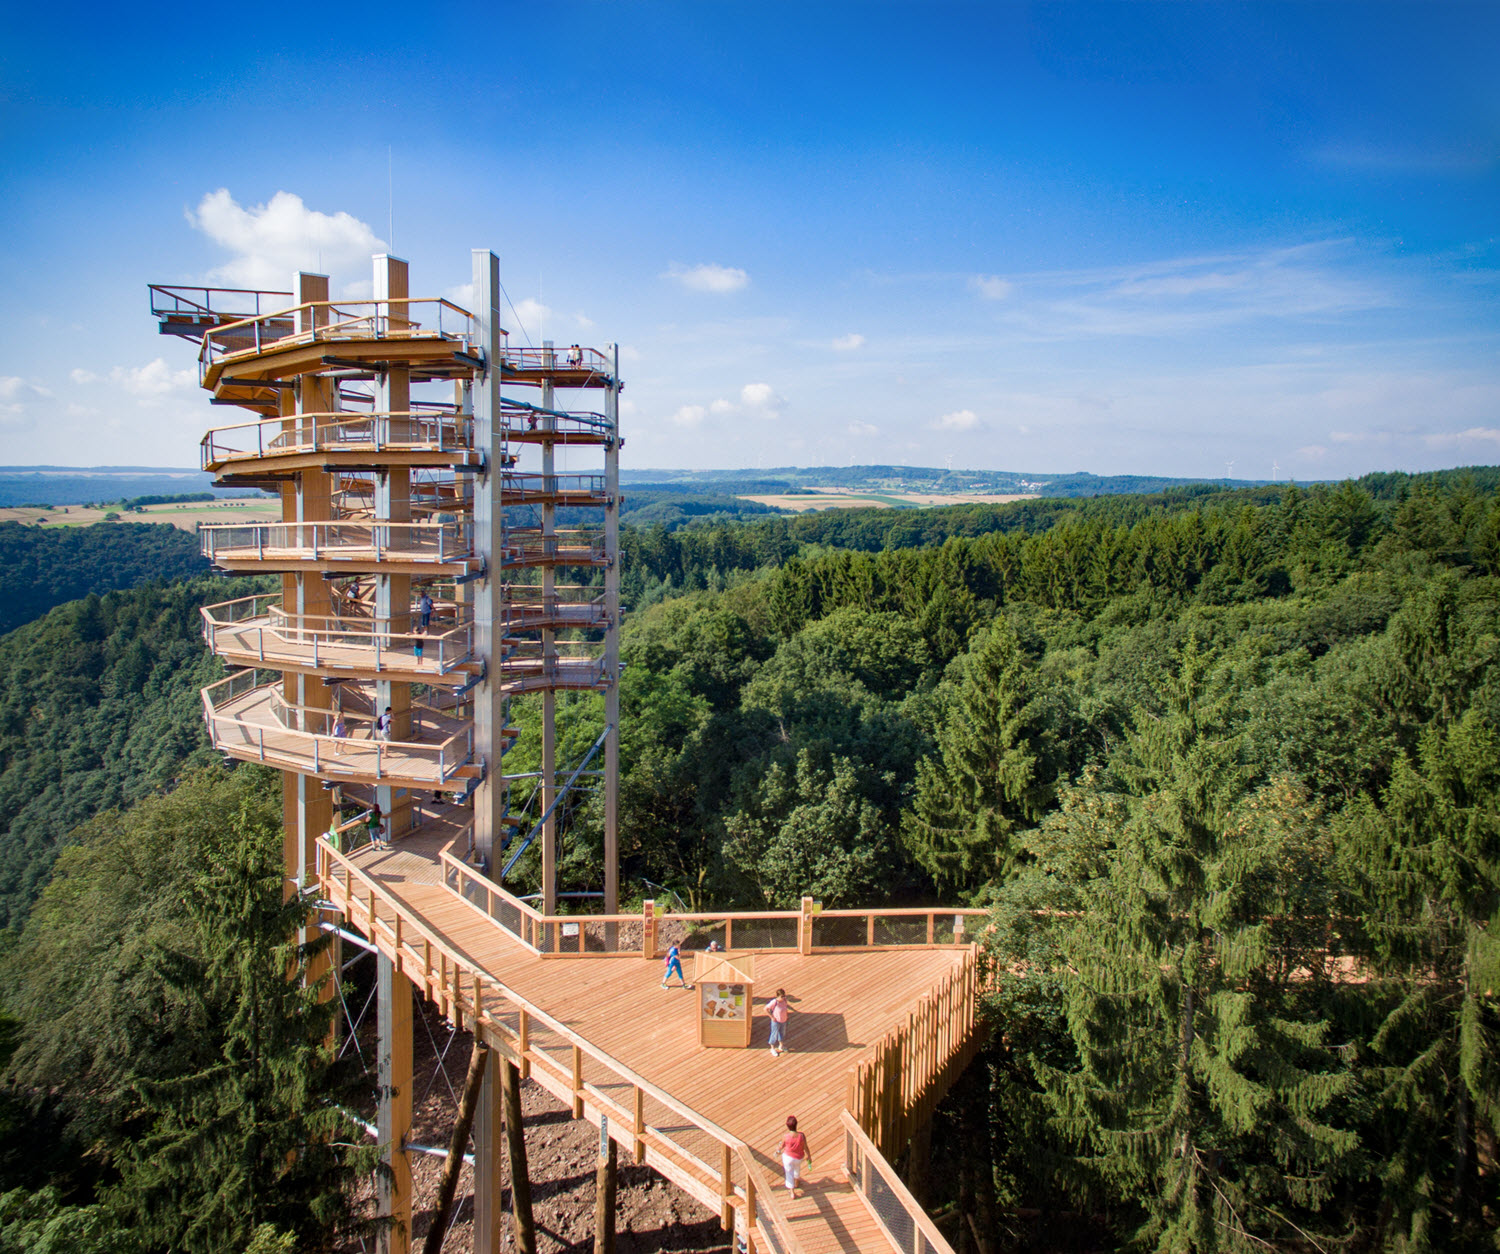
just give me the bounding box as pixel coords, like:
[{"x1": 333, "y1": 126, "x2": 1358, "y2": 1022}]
[
  {"x1": 661, "y1": 942, "x2": 687, "y2": 988},
  {"x1": 780, "y1": 1117, "x2": 811, "y2": 1197},
  {"x1": 365, "y1": 805, "x2": 386, "y2": 851},
  {"x1": 767, "y1": 988, "x2": 791, "y2": 1057},
  {"x1": 417, "y1": 591, "x2": 435, "y2": 630},
  {"x1": 375, "y1": 707, "x2": 394, "y2": 741},
  {"x1": 332, "y1": 714, "x2": 348, "y2": 756},
  {"x1": 412, "y1": 628, "x2": 425, "y2": 664}
]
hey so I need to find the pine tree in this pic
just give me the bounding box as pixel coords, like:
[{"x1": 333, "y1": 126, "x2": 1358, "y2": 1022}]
[
  {"x1": 903, "y1": 620, "x2": 1061, "y2": 895},
  {"x1": 1343, "y1": 708, "x2": 1500, "y2": 1251},
  {"x1": 108, "y1": 796, "x2": 374, "y2": 1253},
  {"x1": 1036, "y1": 642, "x2": 1358, "y2": 1252}
]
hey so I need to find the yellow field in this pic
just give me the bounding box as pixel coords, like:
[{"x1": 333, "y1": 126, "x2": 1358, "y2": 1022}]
[
  {"x1": 1, "y1": 499, "x2": 282, "y2": 531},
  {"x1": 741, "y1": 489, "x2": 1037, "y2": 512}
]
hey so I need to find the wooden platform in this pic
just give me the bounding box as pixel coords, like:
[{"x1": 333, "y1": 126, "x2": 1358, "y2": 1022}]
[{"x1": 327, "y1": 828, "x2": 972, "y2": 1253}]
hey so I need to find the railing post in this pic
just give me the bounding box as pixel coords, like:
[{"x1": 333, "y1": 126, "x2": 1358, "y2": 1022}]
[
  {"x1": 642, "y1": 900, "x2": 657, "y2": 960},
  {"x1": 720, "y1": 1143, "x2": 733, "y2": 1231},
  {"x1": 799, "y1": 897, "x2": 814, "y2": 956},
  {"x1": 744, "y1": 1173, "x2": 758, "y2": 1254},
  {"x1": 926, "y1": 913, "x2": 935, "y2": 946},
  {"x1": 571, "y1": 1045, "x2": 584, "y2": 1118},
  {"x1": 633, "y1": 1086, "x2": 645, "y2": 1164},
  {"x1": 518, "y1": 1010, "x2": 530, "y2": 1079}
]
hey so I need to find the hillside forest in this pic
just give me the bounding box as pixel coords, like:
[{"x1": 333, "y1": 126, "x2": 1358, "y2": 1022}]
[{"x1": 0, "y1": 469, "x2": 1495, "y2": 1250}]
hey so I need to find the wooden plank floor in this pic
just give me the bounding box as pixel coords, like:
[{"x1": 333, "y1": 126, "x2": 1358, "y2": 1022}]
[{"x1": 346, "y1": 831, "x2": 963, "y2": 1253}]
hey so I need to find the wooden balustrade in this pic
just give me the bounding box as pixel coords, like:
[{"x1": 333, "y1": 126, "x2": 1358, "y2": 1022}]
[{"x1": 317, "y1": 837, "x2": 802, "y2": 1254}]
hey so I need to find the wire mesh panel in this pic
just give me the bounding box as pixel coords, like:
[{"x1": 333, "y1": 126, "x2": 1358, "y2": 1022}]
[
  {"x1": 873, "y1": 915, "x2": 930, "y2": 946},
  {"x1": 731, "y1": 917, "x2": 799, "y2": 950},
  {"x1": 811, "y1": 915, "x2": 867, "y2": 948},
  {"x1": 868, "y1": 1164, "x2": 917, "y2": 1252}
]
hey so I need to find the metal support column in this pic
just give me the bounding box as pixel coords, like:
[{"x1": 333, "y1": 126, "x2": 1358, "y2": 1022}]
[{"x1": 603, "y1": 346, "x2": 621, "y2": 914}]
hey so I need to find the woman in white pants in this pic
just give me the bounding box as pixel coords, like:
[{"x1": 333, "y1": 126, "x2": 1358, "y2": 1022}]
[{"x1": 780, "y1": 1115, "x2": 812, "y2": 1196}]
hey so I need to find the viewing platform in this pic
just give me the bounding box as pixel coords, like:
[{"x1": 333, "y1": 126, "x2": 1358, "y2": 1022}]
[
  {"x1": 200, "y1": 520, "x2": 479, "y2": 576},
  {"x1": 198, "y1": 298, "x2": 480, "y2": 392},
  {"x1": 500, "y1": 585, "x2": 610, "y2": 632},
  {"x1": 201, "y1": 669, "x2": 493, "y2": 788},
  {"x1": 500, "y1": 527, "x2": 610, "y2": 569},
  {"x1": 499, "y1": 399, "x2": 615, "y2": 447},
  {"x1": 317, "y1": 827, "x2": 983, "y2": 1254},
  {"x1": 499, "y1": 345, "x2": 617, "y2": 390},
  {"x1": 201, "y1": 595, "x2": 478, "y2": 682},
  {"x1": 201, "y1": 411, "x2": 484, "y2": 477}
]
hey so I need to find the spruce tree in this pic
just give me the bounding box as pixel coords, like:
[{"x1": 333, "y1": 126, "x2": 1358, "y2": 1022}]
[
  {"x1": 1343, "y1": 708, "x2": 1500, "y2": 1251},
  {"x1": 904, "y1": 620, "x2": 1061, "y2": 895},
  {"x1": 1036, "y1": 642, "x2": 1358, "y2": 1252},
  {"x1": 108, "y1": 796, "x2": 374, "y2": 1253}
]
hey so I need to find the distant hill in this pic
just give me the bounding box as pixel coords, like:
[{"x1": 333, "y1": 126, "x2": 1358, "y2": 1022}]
[
  {"x1": 0, "y1": 466, "x2": 249, "y2": 508},
  {"x1": 620, "y1": 464, "x2": 1291, "y2": 498}
]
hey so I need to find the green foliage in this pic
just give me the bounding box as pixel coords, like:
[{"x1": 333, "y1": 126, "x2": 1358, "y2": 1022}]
[
  {"x1": 0, "y1": 578, "x2": 237, "y2": 926},
  {"x1": 904, "y1": 621, "x2": 1066, "y2": 896},
  {"x1": 3, "y1": 765, "x2": 372, "y2": 1252},
  {"x1": 0, "y1": 521, "x2": 207, "y2": 635}
]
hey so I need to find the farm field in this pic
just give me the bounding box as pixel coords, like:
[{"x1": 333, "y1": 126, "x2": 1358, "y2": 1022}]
[
  {"x1": 0, "y1": 499, "x2": 282, "y2": 531},
  {"x1": 740, "y1": 488, "x2": 1038, "y2": 511}
]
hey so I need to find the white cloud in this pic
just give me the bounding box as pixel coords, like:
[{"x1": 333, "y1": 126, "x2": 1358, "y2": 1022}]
[
  {"x1": 931, "y1": 408, "x2": 980, "y2": 431},
  {"x1": 665, "y1": 262, "x2": 750, "y2": 294},
  {"x1": 1424, "y1": 426, "x2": 1500, "y2": 446},
  {"x1": 970, "y1": 275, "x2": 1013, "y2": 300},
  {"x1": 510, "y1": 298, "x2": 552, "y2": 339},
  {"x1": 709, "y1": 398, "x2": 735, "y2": 416},
  {"x1": 75, "y1": 359, "x2": 196, "y2": 400},
  {"x1": 187, "y1": 189, "x2": 385, "y2": 291},
  {"x1": 832, "y1": 333, "x2": 865, "y2": 351},
  {"x1": 847, "y1": 420, "x2": 878, "y2": 437},
  {"x1": 739, "y1": 382, "x2": 782, "y2": 413},
  {"x1": 1, "y1": 376, "x2": 52, "y2": 401},
  {"x1": 670, "y1": 404, "x2": 707, "y2": 427}
]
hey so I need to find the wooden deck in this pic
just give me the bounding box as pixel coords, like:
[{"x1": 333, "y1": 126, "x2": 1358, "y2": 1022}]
[{"x1": 329, "y1": 830, "x2": 971, "y2": 1253}]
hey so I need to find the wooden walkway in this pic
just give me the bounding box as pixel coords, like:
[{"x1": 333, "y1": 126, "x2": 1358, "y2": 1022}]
[{"x1": 329, "y1": 830, "x2": 971, "y2": 1253}]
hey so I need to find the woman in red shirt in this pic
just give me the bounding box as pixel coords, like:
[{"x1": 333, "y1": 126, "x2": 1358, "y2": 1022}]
[{"x1": 780, "y1": 1115, "x2": 812, "y2": 1196}]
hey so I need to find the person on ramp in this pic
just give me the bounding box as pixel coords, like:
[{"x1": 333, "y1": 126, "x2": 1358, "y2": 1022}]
[
  {"x1": 661, "y1": 942, "x2": 688, "y2": 989},
  {"x1": 780, "y1": 1116, "x2": 812, "y2": 1197}
]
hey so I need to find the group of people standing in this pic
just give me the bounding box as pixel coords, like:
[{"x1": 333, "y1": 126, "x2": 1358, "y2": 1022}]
[{"x1": 660, "y1": 944, "x2": 812, "y2": 1197}]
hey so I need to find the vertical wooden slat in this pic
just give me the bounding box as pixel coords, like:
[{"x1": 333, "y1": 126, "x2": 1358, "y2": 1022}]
[
  {"x1": 720, "y1": 1143, "x2": 733, "y2": 1231},
  {"x1": 519, "y1": 1009, "x2": 531, "y2": 1080},
  {"x1": 572, "y1": 1045, "x2": 584, "y2": 1118},
  {"x1": 633, "y1": 1085, "x2": 645, "y2": 1164}
]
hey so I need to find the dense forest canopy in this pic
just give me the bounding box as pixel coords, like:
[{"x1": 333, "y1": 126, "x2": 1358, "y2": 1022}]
[
  {"x1": 0, "y1": 522, "x2": 209, "y2": 636},
  {"x1": 0, "y1": 466, "x2": 1496, "y2": 1249}
]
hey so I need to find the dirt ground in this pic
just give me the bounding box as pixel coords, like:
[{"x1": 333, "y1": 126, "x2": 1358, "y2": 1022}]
[
  {"x1": 0, "y1": 500, "x2": 281, "y2": 530},
  {"x1": 342, "y1": 982, "x2": 730, "y2": 1254},
  {"x1": 740, "y1": 491, "x2": 1036, "y2": 512}
]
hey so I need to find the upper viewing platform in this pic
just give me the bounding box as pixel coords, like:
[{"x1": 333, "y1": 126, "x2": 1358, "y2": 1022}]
[{"x1": 201, "y1": 411, "x2": 483, "y2": 477}]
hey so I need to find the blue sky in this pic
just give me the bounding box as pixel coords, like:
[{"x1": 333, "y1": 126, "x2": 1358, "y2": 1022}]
[{"x1": 1, "y1": 2, "x2": 1496, "y2": 479}]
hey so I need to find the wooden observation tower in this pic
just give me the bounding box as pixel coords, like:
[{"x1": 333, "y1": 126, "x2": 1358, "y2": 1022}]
[{"x1": 152, "y1": 253, "x2": 983, "y2": 1254}]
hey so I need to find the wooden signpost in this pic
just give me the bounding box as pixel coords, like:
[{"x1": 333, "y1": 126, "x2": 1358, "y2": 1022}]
[{"x1": 693, "y1": 952, "x2": 756, "y2": 1049}]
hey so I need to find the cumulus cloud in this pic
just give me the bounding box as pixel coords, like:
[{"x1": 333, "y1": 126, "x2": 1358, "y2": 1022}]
[
  {"x1": 931, "y1": 408, "x2": 980, "y2": 431},
  {"x1": 665, "y1": 262, "x2": 750, "y2": 294},
  {"x1": 72, "y1": 360, "x2": 195, "y2": 400},
  {"x1": 670, "y1": 404, "x2": 707, "y2": 427},
  {"x1": 739, "y1": 382, "x2": 782, "y2": 414},
  {"x1": 0, "y1": 376, "x2": 50, "y2": 402},
  {"x1": 970, "y1": 275, "x2": 1013, "y2": 300},
  {"x1": 510, "y1": 298, "x2": 552, "y2": 339},
  {"x1": 847, "y1": 420, "x2": 878, "y2": 436},
  {"x1": 187, "y1": 189, "x2": 385, "y2": 290},
  {"x1": 1425, "y1": 426, "x2": 1500, "y2": 445},
  {"x1": 832, "y1": 333, "x2": 865, "y2": 351}
]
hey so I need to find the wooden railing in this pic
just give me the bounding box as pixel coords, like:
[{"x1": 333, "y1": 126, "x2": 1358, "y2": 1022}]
[
  {"x1": 842, "y1": 1112, "x2": 955, "y2": 1254},
  {"x1": 317, "y1": 839, "x2": 804, "y2": 1254},
  {"x1": 200, "y1": 520, "x2": 475, "y2": 569},
  {"x1": 440, "y1": 857, "x2": 989, "y2": 962},
  {"x1": 846, "y1": 950, "x2": 983, "y2": 1161},
  {"x1": 201, "y1": 669, "x2": 476, "y2": 785},
  {"x1": 201, "y1": 410, "x2": 475, "y2": 470},
  {"x1": 198, "y1": 297, "x2": 475, "y2": 379}
]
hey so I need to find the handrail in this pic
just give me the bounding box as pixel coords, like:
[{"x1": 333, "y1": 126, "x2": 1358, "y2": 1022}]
[
  {"x1": 200, "y1": 520, "x2": 476, "y2": 569},
  {"x1": 200, "y1": 410, "x2": 476, "y2": 469},
  {"x1": 841, "y1": 1111, "x2": 956, "y2": 1254},
  {"x1": 317, "y1": 839, "x2": 805, "y2": 1254}
]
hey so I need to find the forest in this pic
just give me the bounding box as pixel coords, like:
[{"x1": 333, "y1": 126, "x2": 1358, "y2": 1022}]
[{"x1": 0, "y1": 468, "x2": 1494, "y2": 1250}]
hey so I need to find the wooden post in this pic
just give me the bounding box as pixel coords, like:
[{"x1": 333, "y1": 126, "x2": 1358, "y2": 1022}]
[
  {"x1": 799, "y1": 896, "x2": 814, "y2": 957},
  {"x1": 642, "y1": 899, "x2": 657, "y2": 960},
  {"x1": 720, "y1": 1143, "x2": 733, "y2": 1231},
  {"x1": 572, "y1": 1045, "x2": 585, "y2": 1118},
  {"x1": 633, "y1": 1085, "x2": 646, "y2": 1164},
  {"x1": 593, "y1": 1117, "x2": 616, "y2": 1254},
  {"x1": 421, "y1": 1040, "x2": 489, "y2": 1254},
  {"x1": 472, "y1": 1046, "x2": 505, "y2": 1254},
  {"x1": 377, "y1": 955, "x2": 413, "y2": 1254},
  {"x1": 500, "y1": 1057, "x2": 536, "y2": 1254}
]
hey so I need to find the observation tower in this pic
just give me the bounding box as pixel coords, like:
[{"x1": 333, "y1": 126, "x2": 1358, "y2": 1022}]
[
  {"x1": 152, "y1": 252, "x2": 982, "y2": 1254},
  {"x1": 153, "y1": 252, "x2": 621, "y2": 920}
]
